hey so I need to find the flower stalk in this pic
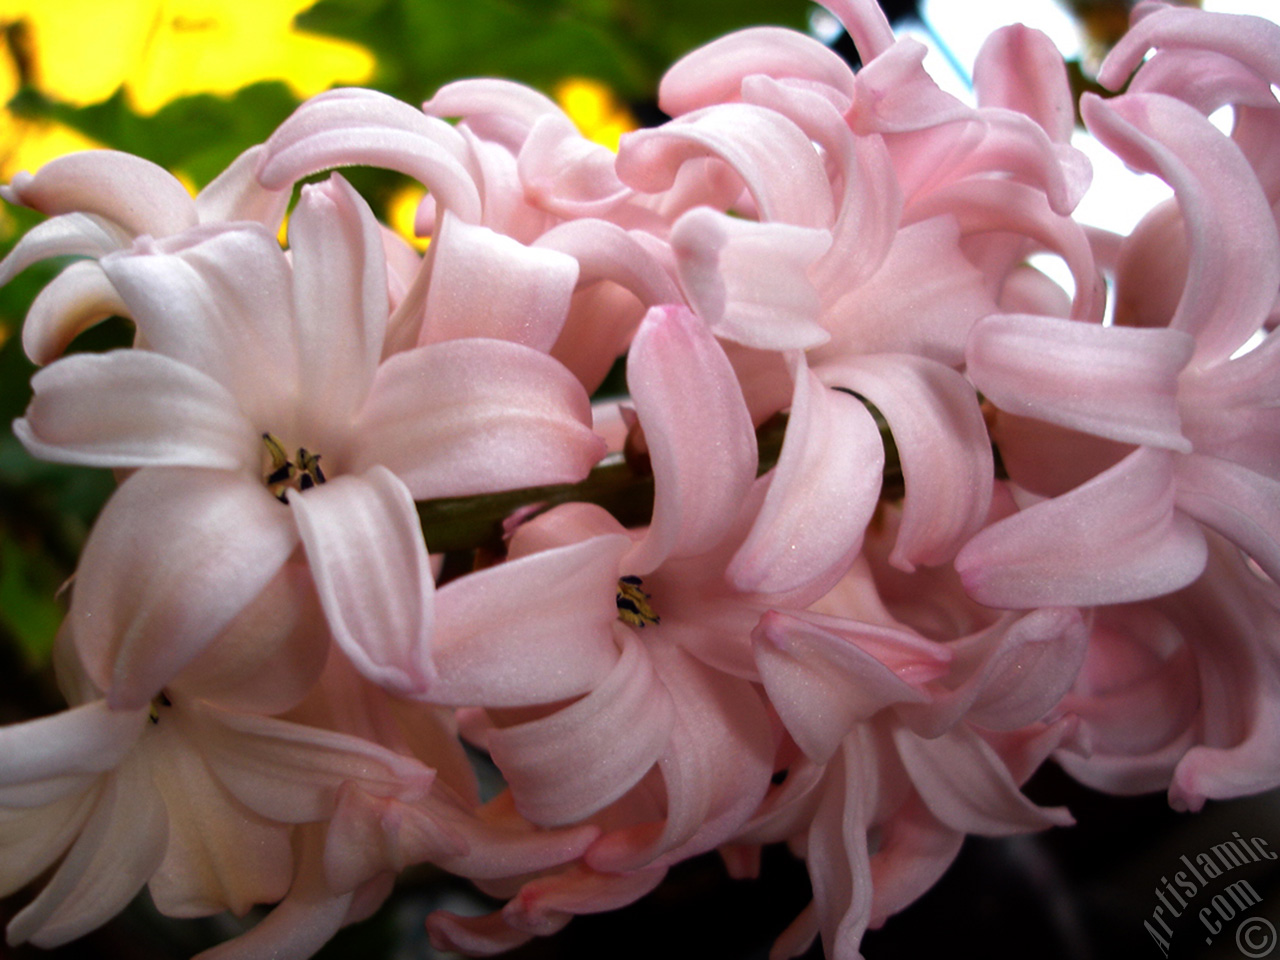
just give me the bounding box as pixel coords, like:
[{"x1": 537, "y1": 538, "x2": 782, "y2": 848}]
[{"x1": 416, "y1": 406, "x2": 906, "y2": 555}]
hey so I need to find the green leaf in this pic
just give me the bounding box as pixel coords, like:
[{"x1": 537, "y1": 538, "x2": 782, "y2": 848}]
[{"x1": 0, "y1": 534, "x2": 63, "y2": 663}]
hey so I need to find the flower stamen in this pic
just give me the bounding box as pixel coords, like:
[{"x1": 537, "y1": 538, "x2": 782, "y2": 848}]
[
  {"x1": 616, "y1": 575, "x2": 660, "y2": 627},
  {"x1": 148, "y1": 691, "x2": 173, "y2": 725},
  {"x1": 262, "y1": 433, "x2": 326, "y2": 501}
]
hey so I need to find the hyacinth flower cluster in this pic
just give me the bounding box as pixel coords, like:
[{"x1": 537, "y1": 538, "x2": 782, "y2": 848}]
[{"x1": 1, "y1": 0, "x2": 1279, "y2": 957}]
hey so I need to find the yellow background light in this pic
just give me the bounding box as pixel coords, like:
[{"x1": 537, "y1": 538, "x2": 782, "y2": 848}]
[{"x1": 0, "y1": 0, "x2": 375, "y2": 114}]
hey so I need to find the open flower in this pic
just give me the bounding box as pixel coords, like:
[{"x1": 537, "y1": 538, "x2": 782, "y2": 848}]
[
  {"x1": 610, "y1": 0, "x2": 1106, "y2": 578},
  {"x1": 0, "y1": 145, "x2": 290, "y2": 365},
  {"x1": 0, "y1": 621, "x2": 436, "y2": 953},
  {"x1": 959, "y1": 10, "x2": 1280, "y2": 607},
  {"x1": 13, "y1": 172, "x2": 605, "y2": 705}
]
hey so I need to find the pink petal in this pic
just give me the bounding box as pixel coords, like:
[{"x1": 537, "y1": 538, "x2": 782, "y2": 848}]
[
  {"x1": 1166, "y1": 544, "x2": 1280, "y2": 810},
  {"x1": 966, "y1": 313, "x2": 1194, "y2": 451},
  {"x1": 904, "y1": 178, "x2": 1104, "y2": 324},
  {"x1": 0, "y1": 213, "x2": 129, "y2": 287},
  {"x1": 3, "y1": 150, "x2": 197, "y2": 236},
  {"x1": 740, "y1": 75, "x2": 902, "y2": 296},
  {"x1": 8, "y1": 757, "x2": 168, "y2": 948},
  {"x1": 171, "y1": 561, "x2": 329, "y2": 716},
  {"x1": 806, "y1": 732, "x2": 876, "y2": 960},
  {"x1": 427, "y1": 910, "x2": 537, "y2": 956},
  {"x1": 518, "y1": 114, "x2": 633, "y2": 218},
  {"x1": 71, "y1": 469, "x2": 299, "y2": 710},
  {"x1": 974, "y1": 24, "x2": 1075, "y2": 143},
  {"x1": 194, "y1": 144, "x2": 290, "y2": 230},
  {"x1": 728, "y1": 364, "x2": 882, "y2": 595},
  {"x1": 586, "y1": 645, "x2": 773, "y2": 872},
  {"x1": 624, "y1": 305, "x2": 758, "y2": 573},
  {"x1": 487, "y1": 631, "x2": 676, "y2": 827},
  {"x1": 535, "y1": 218, "x2": 681, "y2": 307},
  {"x1": 957, "y1": 448, "x2": 1209, "y2": 608},
  {"x1": 450, "y1": 125, "x2": 542, "y2": 240},
  {"x1": 352, "y1": 338, "x2": 604, "y2": 499},
  {"x1": 147, "y1": 731, "x2": 292, "y2": 918},
  {"x1": 0, "y1": 701, "x2": 144, "y2": 808},
  {"x1": 1058, "y1": 729, "x2": 1195, "y2": 797},
  {"x1": 1067, "y1": 606, "x2": 1200, "y2": 755},
  {"x1": 287, "y1": 174, "x2": 388, "y2": 424},
  {"x1": 1083, "y1": 92, "x2": 1280, "y2": 366},
  {"x1": 1179, "y1": 333, "x2": 1280, "y2": 478},
  {"x1": 950, "y1": 109, "x2": 1091, "y2": 216},
  {"x1": 0, "y1": 791, "x2": 97, "y2": 899},
  {"x1": 990, "y1": 412, "x2": 1132, "y2": 499},
  {"x1": 538, "y1": 230, "x2": 673, "y2": 394},
  {"x1": 617, "y1": 104, "x2": 835, "y2": 228},
  {"x1": 289, "y1": 466, "x2": 435, "y2": 696},
  {"x1": 850, "y1": 39, "x2": 971, "y2": 134},
  {"x1": 426, "y1": 533, "x2": 630, "y2": 706},
  {"x1": 657, "y1": 27, "x2": 856, "y2": 117},
  {"x1": 424, "y1": 78, "x2": 562, "y2": 152},
  {"x1": 671, "y1": 206, "x2": 831, "y2": 351},
  {"x1": 420, "y1": 211, "x2": 577, "y2": 351},
  {"x1": 501, "y1": 863, "x2": 667, "y2": 935},
  {"x1": 258, "y1": 88, "x2": 482, "y2": 223},
  {"x1": 867, "y1": 796, "x2": 963, "y2": 927},
  {"x1": 1175, "y1": 454, "x2": 1280, "y2": 585},
  {"x1": 323, "y1": 782, "x2": 468, "y2": 893},
  {"x1": 1098, "y1": 5, "x2": 1280, "y2": 94},
  {"x1": 196, "y1": 705, "x2": 435, "y2": 825},
  {"x1": 983, "y1": 714, "x2": 1081, "y2": 785},
  {"x1": 21, "y1": 260, "x2": 128, "y2": 366},
  {"x1": 15, "y1": 349, "x2": 257, "y2": 470},
  {"x1": 752, "y1": 609, "x2": 945, "y2": 763},
  {"x1": 99, "y1": 225, "x2": 300, "y2": 427},
  {"x1": 190, "y1": 826, "x2": 355, "y2": 960},
  {"x1": 736, "y1": 756, "x2": 829, "y2": 846},
  {"x1": 897, "y1": 607, "x2": 1088, "y2": 737},
  {"x1": 812, "y1": 215, "x2": 995, "y2": 367},
  {"x1": 820, "y1": 0, "x2": 896, "y2": 62},
  {"x1": 893, "y1": 723, "x2": 1073, "y2": 835},
  {"x1": 817, "y1": 355, "x2": 993, "y2": 570},
  {"x1": 403, "y1": 789, "x2": 599, "y2": 882}
]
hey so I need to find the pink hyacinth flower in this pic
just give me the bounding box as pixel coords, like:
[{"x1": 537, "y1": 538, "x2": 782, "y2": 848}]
[
  {"x1": 0, "y1": 623, "x2": 437, "y2": 953},
  {"x1": 0, "y1": 146, "x2": 290, "y2": 366},
  {"x1": 960, "y1": 52, "x2": 1280, "y2": 607},
  {"x1": 13, "y1": 173, "x2": 605, "y2": 706}
]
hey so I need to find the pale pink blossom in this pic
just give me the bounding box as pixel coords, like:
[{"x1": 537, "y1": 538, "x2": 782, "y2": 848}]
[
  {"x1": 615, "y1": 1, "x2": 1104, "y2": 580},
  {"x1": 0, "y1": 146, "x2": 289, "y2": 365},
  {"x1": 0, "y1": 624, "x2": 434, "y2": 952},
  {"x1": 731, "y1": 512, "x2": 1084, "y2": 960},
  {"x1": 413, "y1": 304, "x2": 873, "y2": 948},
  {"x1": 13, "y1": 173, "x2": 605, "y2": 704},
  {"x1": 258, "y1": 85, "x2": 680, "y2": 395},
  {"x1": 959, "y1": 18, "x2": 1280, "y2": 607},
  {"x1": 1057, "y1": 535, "x2": 1280, "y2": 811}
]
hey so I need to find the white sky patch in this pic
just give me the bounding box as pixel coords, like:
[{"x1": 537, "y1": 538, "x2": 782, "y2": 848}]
[
  {"x1": 1069, "y1": 129, "x2": 1174, "y2": 235},
  {"x1": 1202, "y1": 0, "x2": 1280, "y2": 16},
  {"x1": 809, "y1": 7, "x2": 844, "y2": 45}
]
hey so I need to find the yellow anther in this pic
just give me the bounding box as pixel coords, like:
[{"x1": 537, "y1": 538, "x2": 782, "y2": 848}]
[{"x1": 616, "y1": 575, "x2": 660, "y2": 627}]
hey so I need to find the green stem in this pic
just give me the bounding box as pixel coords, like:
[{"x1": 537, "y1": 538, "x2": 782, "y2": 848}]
[{"x1": 416, "y1": 403, "x2": 905, "y2": 555}]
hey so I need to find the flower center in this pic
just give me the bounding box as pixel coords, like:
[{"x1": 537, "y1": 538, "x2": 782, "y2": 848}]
[
  {"x1": 616, "y1": 575, "x2": 660, "y2": 627},
  {"x1": 148, "y1": 691, "x2": 172, "y2": 725},
  {"x1": 262, "y1": 432, "x2": 327, "y2": 502}
]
